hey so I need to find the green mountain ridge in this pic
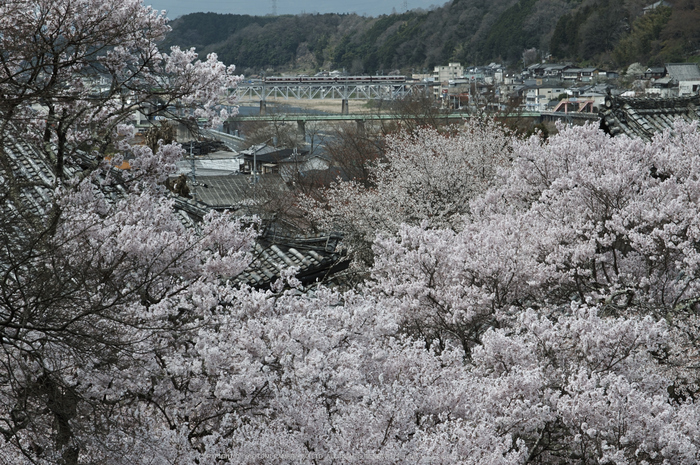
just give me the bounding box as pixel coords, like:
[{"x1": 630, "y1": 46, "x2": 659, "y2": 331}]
[{"x1": 161, "y1": 0, "x2": 700, "y2": 74}]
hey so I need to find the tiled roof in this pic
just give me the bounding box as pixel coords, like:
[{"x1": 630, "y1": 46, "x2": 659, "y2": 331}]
[
  {"x1": 0, "y1": 128, "x2": 125, "y2": 223},
  {"x1": 235, "y1": 231, "x2": 347, "y2": 289},
  {"x1": 1, "y1": 131, "x2": 61, "y2": 220},
  {"x1": 646, "y1": 67, "x2": 666, "y2": 74},
  {"x1": 175, "y1": 152, "x2": 241, "y2": 177},
  {"x1": 599, "y1": 95, "x2": 700, "y2": 141},
  {"x1": 2, "y1": 128, "x2": 346, "y2": 288},
  {"x1": 236, "y1": 230, "x2": 349, "y2": 288}
]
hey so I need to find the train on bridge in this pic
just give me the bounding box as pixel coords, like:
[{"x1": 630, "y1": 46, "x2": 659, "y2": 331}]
[{"x1": 257, "y1": 75, "x2": 407, "y2": 84}]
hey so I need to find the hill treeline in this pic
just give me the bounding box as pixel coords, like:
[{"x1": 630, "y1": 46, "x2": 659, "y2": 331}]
[{"x1": 161, "y1": 0, "x2": 700, "y2": 74}]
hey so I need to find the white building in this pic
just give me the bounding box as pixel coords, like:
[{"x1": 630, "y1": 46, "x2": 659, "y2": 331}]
[
  {"x1": 433, "y1": 63, "x2": 464, "y2": 99},
  {"x1": 525, "y1": 82, "x2": 567, "y2": 112},
  {"x1": 433, "y1": 62, "x2": 464, "y2": 83}
]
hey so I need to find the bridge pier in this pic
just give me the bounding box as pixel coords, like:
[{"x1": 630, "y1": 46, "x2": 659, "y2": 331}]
[
  {"x1": 341, "y1": 99, "x2": 349, "y2": 115},
  {"x1": 297, "y1": 120, "x2": 306, "y2": 140},
  {"x1": 355, "y1": 119, "x2": 365, "y2": 136},
  {"x1": 259, "y1": 100, "x2": 267, "y2": 115}
]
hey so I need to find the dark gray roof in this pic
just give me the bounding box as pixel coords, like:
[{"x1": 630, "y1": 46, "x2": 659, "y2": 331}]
[
  {"x1": 238, "y1": 143, "x2": 276, "y2": 156},
  {"x1": 0, "y1": 127, "x2": 126, "y2": 225},
  {"x1": 1, "y1": 131, "x2": 60, "y2": 220},
  {"x1": 236, "y1": 231, "x2": 348, "y2": 289},
  {"x1": 2, "y1": 127, "x2": 346, "y2": 289},
  {"x1": 241, "y1": 148, "x2": 309, "y2": 164},
  {"x1": 652, "y1": 76, "x2": 674, "y2": 87},
  {"x1": 189, "y1": 173, "x2": 289, "y2": 210},
  {"x1": 599, "y1": 95, "x2": 700, "y2": 141}
]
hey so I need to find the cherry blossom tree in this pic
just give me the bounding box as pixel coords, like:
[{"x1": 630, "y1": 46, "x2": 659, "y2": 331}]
[
  {"x1": 4, "y1": 8, "x2": 700, "y2": 460},
  {"x1": 175, "y1": 121, "x2": 700, "y2": 464},
  {"x1": 0, "y1": 0, "x2": 248, "y2": 462},
  {"x1": 0, "y1": 173, "x2": 257, "y2": 463},
  {"x1": 170, "y1": 278, "x2": 700, "y2": 464},
  {"x1": 473, "y1": 120, "x2": 700, "y2": 315},
  {"x1": 301, "y1": 118, "x2": 514, "y2": 270},
  {"x1": 0, "y1": 0, "x2": 239, "y2": 188}
]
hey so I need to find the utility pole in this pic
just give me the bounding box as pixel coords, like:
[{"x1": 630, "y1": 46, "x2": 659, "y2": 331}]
[
  {"x1": 251, "y1": 138, "x2": 273, "y2": 205},
  {"x1": 271, "y1": 0, "x2": 277, "y2": 16},
  {"x1": 190, "y1": 141, "x2": 197, "y2": 201}
]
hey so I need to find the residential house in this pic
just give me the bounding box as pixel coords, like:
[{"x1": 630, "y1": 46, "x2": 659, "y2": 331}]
[
  {"x1": 645, "y1": 76, "x2": 676, "y2": 98},
  {"x1": 597, "y1": 70, "x2": 620, "y2": 80},
  {"x1": 237, "y1": 143, "x2": 277, "y2": 174},
  {"x1": 562, "y1": 68, "x2": 599, "y2": 82},
  {"x1": 273, "y1": 149, "x2": 331, "y2": 183},
  {"x1": 525, "y1": 81, "x2": 567, "y2": 112},
  {"x1": 433, "y1": 62, "x2": 464, "y2": 83},
  {"x1": 577, "y1": 90, "x2": 607, "y2": 111},
  {"x1": 563, "y1": 68, "x2": 581, "y2": 81},
  {"x1": 579, "y1": 68, "x2": 600, "y2": 82},
  {"x1": 542, "y1": 64, "x2": 571, "y2": 79},
  {"x1": 644, "y1": 67, "x2": 666, "y2": 79},
  {"x1": 525, "y1": 63, "x2": 548, "y2": 78},
  {"x1": 493, "y1": 67, "x2": 505, "y2": 85},
  {"x1": 665, "y1": 63, "x2": 700, "y2": 97},
  {"x1": 238, "y1": 148, "x2": 314, "y2": 176},
  {"x1": 433, "y1": 62, "x2": 464, "y2": 98}
]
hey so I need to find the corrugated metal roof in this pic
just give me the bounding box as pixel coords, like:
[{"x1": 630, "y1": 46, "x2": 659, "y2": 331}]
[
  {"x1": 666, "y1": 63, "x2": 700, "y2": 82},
  {"x1": 189, "y1": 174, "x2": 289, "y2": 210}
]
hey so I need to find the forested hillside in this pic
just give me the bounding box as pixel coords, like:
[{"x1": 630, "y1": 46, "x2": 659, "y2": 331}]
[
  {"x1": 161, "y1": 0, "x2": 700, "y2": 73},
  {"x1": 550, "y1": 0, "x2": 700, "y2": 64}
]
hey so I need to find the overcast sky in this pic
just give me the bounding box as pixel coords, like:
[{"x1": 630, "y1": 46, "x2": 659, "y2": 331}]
[{"x1": 146, "y1": 0, "x2": 448, "y2": 19}]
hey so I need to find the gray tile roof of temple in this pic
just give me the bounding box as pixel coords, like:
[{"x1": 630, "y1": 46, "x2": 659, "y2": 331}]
[
  {"x1": 599, "y1": 95, "x2": 700, "y2": 141},
  {"x1": 234, "y1": 230, "x2": 348, "y2": 290},
  {"x1": 2, "y1": 128, "x2": 347, "y2": 289}
]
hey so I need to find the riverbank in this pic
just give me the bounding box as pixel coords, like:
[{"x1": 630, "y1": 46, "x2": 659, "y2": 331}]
[{"x1": 237, "y1": 97, "x2": 377, "y2": 115}]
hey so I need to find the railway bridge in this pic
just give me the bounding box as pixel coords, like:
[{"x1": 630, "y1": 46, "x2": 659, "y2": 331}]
[{"x1": 234, "y1": 76, "x2": 428, "y2": 114}]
